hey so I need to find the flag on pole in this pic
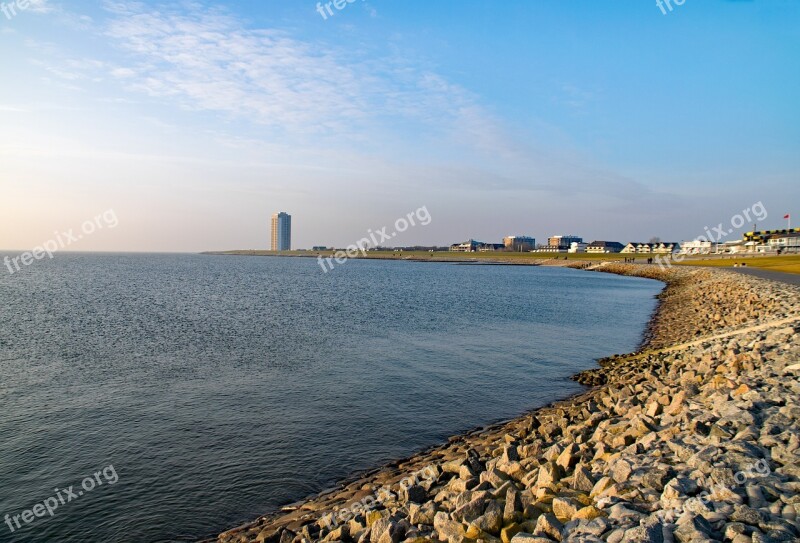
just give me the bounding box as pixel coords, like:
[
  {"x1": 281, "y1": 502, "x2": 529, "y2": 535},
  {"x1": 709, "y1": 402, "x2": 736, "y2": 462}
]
[{"x1": 785, "y1": 214, "x2": 791, "y2": 219}]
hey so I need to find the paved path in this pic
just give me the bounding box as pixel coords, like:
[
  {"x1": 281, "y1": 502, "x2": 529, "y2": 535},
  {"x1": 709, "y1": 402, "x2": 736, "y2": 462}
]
[
  {"x1": 625, "y1": 314, "x2": 800, "y2": 363},
  {"x1": 729, "y1": 267, "x2": 800, "y2": 286}
]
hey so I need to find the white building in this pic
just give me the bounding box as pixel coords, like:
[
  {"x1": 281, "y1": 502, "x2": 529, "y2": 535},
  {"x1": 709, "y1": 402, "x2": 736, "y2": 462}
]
[
  {"x1": 722, "y1": 240, "x2": 748, "y2": 254},
  {"x1": 568, "y1": 242, "x2": 589, "y2": 253},
  {"x1": 678, "y1": 240, "x2": 713, "y2": 255},
  {"x1": 586, "y1": 241, "x2": 624, "y2": 254},
  {"x1": 653, "y1": 242, "x2": 680, "y2": 254},
  {"x1": 621, "y1": 243, "x2": 639, "y2": 254},
  {"x1": 767, "y1": 233, "x2": 800, "y2": 253}
]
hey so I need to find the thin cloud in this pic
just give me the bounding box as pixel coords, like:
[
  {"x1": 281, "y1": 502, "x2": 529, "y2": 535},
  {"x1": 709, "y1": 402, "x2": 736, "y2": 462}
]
[
  {"x1": 16, "y1": 1, "x2": 686, "y2": 209},
  {"x1": 26, "y1": 0, "x2": 55, "y2": 14},
  {"x1": 102, "y1": 2, "x2": 374, "y2": 134},
  {"x1": 99, "y1": 1, "x2": 501, "y2": 145}
]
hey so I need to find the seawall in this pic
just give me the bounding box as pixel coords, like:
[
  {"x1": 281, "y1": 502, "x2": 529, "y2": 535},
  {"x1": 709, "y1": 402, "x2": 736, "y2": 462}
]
[{"x1": 205, "y1": 264, "x2": 800, "y2": 543}]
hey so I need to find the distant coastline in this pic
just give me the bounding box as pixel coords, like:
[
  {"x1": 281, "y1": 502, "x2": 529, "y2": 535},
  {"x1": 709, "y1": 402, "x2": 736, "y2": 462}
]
[
  {"x1": 202, "y1": 250, "x2": 615, "y2": 267},
  {"x1": 203, "y1": 249, "x2": 800, "y2": 275}
]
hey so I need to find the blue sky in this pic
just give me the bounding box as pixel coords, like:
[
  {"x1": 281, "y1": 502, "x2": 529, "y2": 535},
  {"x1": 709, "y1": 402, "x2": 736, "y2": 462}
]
[{"x1": 1, "y1": 0, "x2": 798, "y2": 251}]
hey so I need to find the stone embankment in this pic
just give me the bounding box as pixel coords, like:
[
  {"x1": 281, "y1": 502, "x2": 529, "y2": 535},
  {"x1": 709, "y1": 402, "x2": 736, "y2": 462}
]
[{"x1": 209, "y1": 265, "x2": 800, "y2": 543}]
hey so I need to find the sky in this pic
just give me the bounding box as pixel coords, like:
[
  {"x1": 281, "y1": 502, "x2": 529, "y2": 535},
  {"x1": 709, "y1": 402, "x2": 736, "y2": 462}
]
[{"x1": 1, "y1": 0, "x2": 799, "y2": 252}]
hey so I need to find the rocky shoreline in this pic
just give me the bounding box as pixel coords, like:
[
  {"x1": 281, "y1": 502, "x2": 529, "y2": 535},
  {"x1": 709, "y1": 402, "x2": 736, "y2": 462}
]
[{"x1": 206, "y1": 264, "x2": 800, "y2": 543}]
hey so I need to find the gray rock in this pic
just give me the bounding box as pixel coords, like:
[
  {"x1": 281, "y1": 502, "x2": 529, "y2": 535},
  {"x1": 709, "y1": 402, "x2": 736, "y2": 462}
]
[
  {"x1": 552, "y1": 497, "x2": 580, "y2": 522},
  {"x1": 537, "y1": 462, "x2": 562, "y2": 488},
  {"x1": 510, "y1": 534, "x2": 554, "y2": 543},
  {"x1": 534, "y1": 513, "x2": 563, "y2": 542},
  {"x1": 610, "y1": 459, "x2": 633, "y2": 484},
  {"x1": 568, "y1": 518, "x2": 608, "y2": 537},
  {"x1": 623, "y1": 516, "x2": 664, "y2": 543},
  {"x1": 608, "y1": 504, "x2": 645, "y2": 523},
  {"x1": 673, "y1": 514, "x2": 717, "y2": 543},
  {"x1": 433, "y1": 512, "x2": 465, "y2": 543},
  {"x1": 731, "y1": 505, "x2": 767, "y2": 527},
  {"x1": 452, "y1": 496, "x2": 486, "y2": 523},
  {"x1": 572, "y1": 465, "x2": 595, "y2": 493},
  {"x1": 504, "y1": 487, "x2": 523, "y2": 523}
]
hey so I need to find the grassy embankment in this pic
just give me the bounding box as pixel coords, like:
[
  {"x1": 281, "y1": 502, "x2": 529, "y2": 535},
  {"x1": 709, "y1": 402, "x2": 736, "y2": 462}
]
[
  {"x1": 208, "y1": 250, "x2": 639, "y2": 263},
  {"x1": 207, "y1": 250, "x2": 800, "y2": 274},
  {"x1": 672, "y1": 254, "x2": 800, "y2": 274}
]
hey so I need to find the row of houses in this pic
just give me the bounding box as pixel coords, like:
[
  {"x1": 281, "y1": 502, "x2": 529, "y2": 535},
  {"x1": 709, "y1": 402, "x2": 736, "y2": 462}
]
[
  {"x1": 537, "y1": 239, "x2": 679, "y2": 254},
  {"x1": 449, "y1": 236, "x2": 676, "y2": 254},
  {"x1": 679, "y1": 229, "x2": 800, "y2": 255},
  {"x1": 621, "y1": 242, "x2": 680, "y2": 254},
  {"x1": 449, "y1": 229, "x2": 800, "y2": 256}
]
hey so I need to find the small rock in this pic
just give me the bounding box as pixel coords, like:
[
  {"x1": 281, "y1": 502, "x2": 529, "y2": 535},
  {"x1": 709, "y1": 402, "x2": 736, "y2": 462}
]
[{"x1": 533, "y1": 513, "x2": 563, "y2": 542}]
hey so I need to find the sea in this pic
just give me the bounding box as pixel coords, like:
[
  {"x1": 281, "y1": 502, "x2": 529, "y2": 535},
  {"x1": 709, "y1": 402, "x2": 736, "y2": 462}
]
[{"x1": 0, "y1": 253, "x2": 662, "y2": 542}]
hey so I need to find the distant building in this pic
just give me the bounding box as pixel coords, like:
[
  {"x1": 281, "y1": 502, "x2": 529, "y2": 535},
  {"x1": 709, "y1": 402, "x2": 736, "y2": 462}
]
[
  {"x1": 479, "y1": 243, "x2": 505, "y2": 252},
  {"x1": 653, "y1": 242, "x2": 680, "y2": 254},
  {"x1": 450, "y1": 240, "x2": 504, "y2": 252},
  {"x1": 740, "y1": 228, "x2": 800, "y2": 253},
  {"x1": 586, "y1": 241, "x2": 624, "y2": 254},
  {"x1": 744, "y1": 228, "x2": 800, "y2": 244},
  {"x1": 532, "y1": 246, "x2": 567, "y2": 253},
  {"x1": 625, "y1": 242, "x2": 679, "y2": 254},
  {"x1": 622, "y1": 243, "x2": 642, "y2": 254},
  {"x1": 271, "y1": 212, "x2": 292, "y2": 251},
  {"x1": 450, "y1": 239, "x2": 482, "y2": 252},
  {"x1": 767, "y1": 232, "x2": 800, "y2": 253},
  {"x1": 503, "y1": 235, "x2": 536, "y2": 252},
  {"x1": 548, "y1": 235, "x2": 583, "y2": 249},
  {"x1": 568, "y1": 242, "x2": 589, "y2": 253},
  {"x1": 679, "y1": 240, "x2": 714, "y2": 255},
  {"x1": 312, "y1": 246, "x2": 329, "y2": 251},
  {"x1": 722, "y1": 240, "x2": 748, "y2": 254},
  {"x1": 622, "y1": 242, "x2": 655, "y2": 254},
  {"x1": 622, "y1": 243, "x2": 640, "y2": 254}
]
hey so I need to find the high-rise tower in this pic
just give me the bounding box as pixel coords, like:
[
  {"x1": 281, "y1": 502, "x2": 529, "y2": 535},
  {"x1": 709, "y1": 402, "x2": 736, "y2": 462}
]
[{"x1": 271, "y1": 212, "x2": 291, "y2": 251}]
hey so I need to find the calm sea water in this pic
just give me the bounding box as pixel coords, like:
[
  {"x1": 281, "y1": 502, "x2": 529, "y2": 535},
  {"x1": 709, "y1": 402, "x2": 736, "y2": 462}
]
[{"x1": 0, "y1": 254, "x2": 662, "y2": 542}]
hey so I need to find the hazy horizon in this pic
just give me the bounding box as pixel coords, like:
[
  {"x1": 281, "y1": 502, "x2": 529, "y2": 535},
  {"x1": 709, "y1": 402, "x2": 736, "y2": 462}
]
[{"x1": 1, "y1": 1, "x2": 798, "y2": 252}]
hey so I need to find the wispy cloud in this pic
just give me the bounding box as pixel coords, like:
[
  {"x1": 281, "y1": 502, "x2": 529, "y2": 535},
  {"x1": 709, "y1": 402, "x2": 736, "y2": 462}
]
[
  {"x1": 98, "y1": 1, "x2": 501, "y2": 145},
  {"x1": 13, "y1": 1, "x2": 684, "y2": 209},
  {"x1": 101, "y1": 3, "x2": 374, "y2": 134},
  {"x1": 25, "y1": 0, "x2": 55, "y2": 14},
  {"x1": 557, "y1": 83, "x2": 597, "y2": 111}
]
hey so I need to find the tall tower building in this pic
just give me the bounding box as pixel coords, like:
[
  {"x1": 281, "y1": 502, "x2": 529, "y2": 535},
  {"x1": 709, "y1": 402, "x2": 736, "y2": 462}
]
[{"x1": 271, "y1": 212, "x2": 292, "y2": 251}]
